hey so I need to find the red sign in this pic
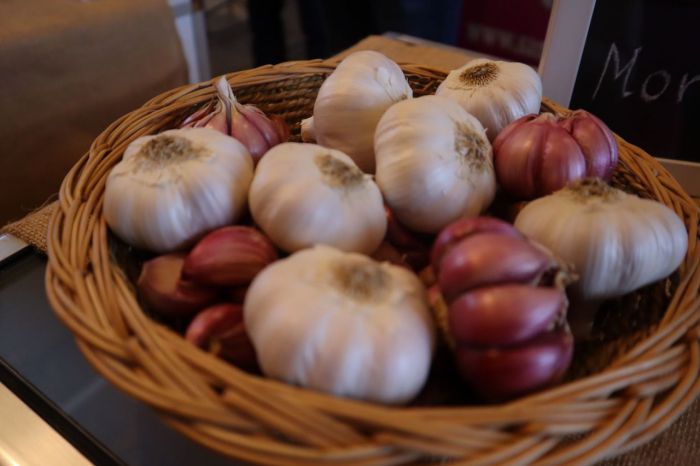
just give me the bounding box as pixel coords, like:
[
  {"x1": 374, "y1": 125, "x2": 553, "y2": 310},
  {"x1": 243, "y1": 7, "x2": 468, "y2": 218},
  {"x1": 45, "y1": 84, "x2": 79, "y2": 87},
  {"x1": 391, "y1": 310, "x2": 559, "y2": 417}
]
[{"x1": 458, "y1": 0, "x2": 553, "y2": 65}]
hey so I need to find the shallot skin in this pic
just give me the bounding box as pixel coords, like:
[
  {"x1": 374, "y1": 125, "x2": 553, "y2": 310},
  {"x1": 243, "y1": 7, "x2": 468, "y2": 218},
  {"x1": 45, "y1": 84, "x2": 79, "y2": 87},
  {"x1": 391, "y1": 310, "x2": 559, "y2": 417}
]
[
  {"x1": 438, "y1": 233, "x2": 550, "y2": 301},
  {"x1": 137, "y1": 253, "x2": 219, "y2": 316},
  {"x1": 449, "y1": 285, "x2": 565, "y2": 346},
  {"x1": 455, "y1": 328, "x2": 573, "y2": 401},
  {"x1": 431, "y1": 216, "x2": 523, "y2": 271},
  {"x1": 186, "y1": 303, "x2": 258, "y2": 369},
  {"x1": 182, "y1": 226, "x2": 278, "y2": 286}
]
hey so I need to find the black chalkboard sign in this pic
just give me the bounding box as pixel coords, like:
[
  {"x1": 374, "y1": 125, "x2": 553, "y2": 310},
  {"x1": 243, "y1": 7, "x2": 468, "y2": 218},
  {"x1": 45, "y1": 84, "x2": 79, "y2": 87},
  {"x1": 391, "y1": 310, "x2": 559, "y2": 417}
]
[{"x1": 569, "y1": 0, "x2": 700, "y2": 165}]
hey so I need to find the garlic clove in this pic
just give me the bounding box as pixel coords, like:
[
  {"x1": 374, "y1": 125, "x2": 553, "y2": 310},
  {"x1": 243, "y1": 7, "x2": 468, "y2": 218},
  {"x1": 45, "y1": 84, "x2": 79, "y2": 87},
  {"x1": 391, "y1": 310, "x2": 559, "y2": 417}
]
[
  {"x1": 455, "y1": 327, "x2": 573, "y2": 401},
  {"x1": 271, "y1": 114, "x2": 290, "y2": 143},
  {"x1": 185, "y1": 303, "x2": 258, "y2": 369},
  {"x1": 449, "y1": 285, "x2": 566, "y2": 347},
  {"x1": 202, "y1": 105, "x2": 229, "y2": 134},
  {"x1": 183, "y1": 226, "x2": 278, "y2": 286},
  {"x1": 230, "y1": 108, "x2": 269, "y2": 162},
  {"x1": 239, "y1": 105, "x2": 281, "y2": 147},
  {"x1": 137, "y1": 253, "x2": 220, "y2": 316},
  {"x1": 191, "y1": 110, "x2": 217, "y2": 129},
  {"x1": 438, "y1": 233, "x2": 551, "y2": 301},
  {"x1": 300, "y1": 116, "x2": 316, "y2": 142},
  {"x1": 181, "y1": 101, "x2": 215, "y2": 127}
]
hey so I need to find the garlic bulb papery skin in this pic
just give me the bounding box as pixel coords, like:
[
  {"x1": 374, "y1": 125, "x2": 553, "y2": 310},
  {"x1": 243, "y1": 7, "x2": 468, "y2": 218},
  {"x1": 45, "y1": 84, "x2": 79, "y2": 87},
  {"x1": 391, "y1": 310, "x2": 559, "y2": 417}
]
[
  {"x1": 514, "y1": 179, "x2": 688, "y2": 301},
  {"x1": 375, "y1": 95, "x2": 496, "y2": 234},
  {"x1": 244, "y1": 245, "x2": 435, "y2": 404},
  {"x1": 436, "y1": 58, "x2": 542, "y2": 141},
  {"x1": 104, "y1": 128, "x2": 253, "y2": 253},
  {"x1": 249, "y1": 143, "x2": 387, "y2": 254},
  {"x1": 312, "y1": 50, "x2": 412, "y2": 173}
]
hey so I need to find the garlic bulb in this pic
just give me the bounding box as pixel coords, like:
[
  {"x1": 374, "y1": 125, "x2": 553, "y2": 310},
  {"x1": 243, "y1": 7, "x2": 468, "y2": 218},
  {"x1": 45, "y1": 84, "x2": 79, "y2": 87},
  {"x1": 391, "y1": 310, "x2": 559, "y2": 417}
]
[
  {"x1": 249, "y1": 143, "x2": 386, "y2": 254},
  {"x1": 375, "y1": 95, "x2": 496, "y2": 234},
  {"x1": 311, "y1": 50, "x2": 412, "y2": 172},
  {"x1": 104, "y1": 128, "x2": 253, "y2": 252},
  {"x1": 514, "y1": 179, "x2": 688, "y2": 301},
  {"x1": 244, "y1": 245, "x2": 435, "y2": 404},
  {"x1": 436, "y1": 58, "x2": 542, "y2": 140}
]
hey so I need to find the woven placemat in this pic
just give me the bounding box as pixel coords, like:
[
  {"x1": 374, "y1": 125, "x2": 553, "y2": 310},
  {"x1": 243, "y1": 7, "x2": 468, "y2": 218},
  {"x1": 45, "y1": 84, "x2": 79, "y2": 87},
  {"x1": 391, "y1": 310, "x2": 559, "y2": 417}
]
[
  {"x1": 1, "y1": 202, "x2": 56, "y2": 252},
  {"x1": 599, "y1": 396, "x2": 700, "y2": 465}
]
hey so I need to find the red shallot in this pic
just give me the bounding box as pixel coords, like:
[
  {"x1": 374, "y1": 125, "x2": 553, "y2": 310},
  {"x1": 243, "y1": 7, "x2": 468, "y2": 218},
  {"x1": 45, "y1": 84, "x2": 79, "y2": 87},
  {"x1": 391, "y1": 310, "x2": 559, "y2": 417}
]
[
  {"x1": 183, "y1": 226, "x2": 278, "y2": 286},
  {"x1": 185, "y1": 303, "x2": 257, "y2": 369},
  {"x1": 493, "y1": 110, "x2": 618, "y2": 199},
  {"x1": 137, "y1": 253, "x2": 219, "y2": 316},
  {"x1": 432, "y1": 217, "x2": 575, "y2": 400}
]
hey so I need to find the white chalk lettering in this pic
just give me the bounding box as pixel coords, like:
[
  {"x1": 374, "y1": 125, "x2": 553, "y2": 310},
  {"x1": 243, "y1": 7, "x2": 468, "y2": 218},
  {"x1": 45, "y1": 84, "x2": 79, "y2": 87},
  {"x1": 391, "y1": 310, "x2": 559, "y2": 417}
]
[
  {"x1": 641, "y1": 70, "x2": 671, "y2": 102},
  {"x1": 593, "y1": 43, "x2": 641, "y2": 100},
  {"x1": 678, "y1": 73, "x2": 700, "y2": 103}
]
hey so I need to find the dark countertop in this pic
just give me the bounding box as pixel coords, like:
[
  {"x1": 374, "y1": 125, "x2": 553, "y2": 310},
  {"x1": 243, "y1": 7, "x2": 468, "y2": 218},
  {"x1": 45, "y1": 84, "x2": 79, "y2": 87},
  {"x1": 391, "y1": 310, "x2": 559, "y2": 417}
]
[{"x1": 0, "y1": 250, "x2": 240, "y2": 466}]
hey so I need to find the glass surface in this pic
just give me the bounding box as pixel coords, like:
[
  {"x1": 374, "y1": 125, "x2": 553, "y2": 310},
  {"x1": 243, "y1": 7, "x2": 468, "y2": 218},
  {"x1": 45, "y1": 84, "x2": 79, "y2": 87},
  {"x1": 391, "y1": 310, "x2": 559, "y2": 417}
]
[{"x1": 0, "y1": 252, "x2": 242, "y2": 466}]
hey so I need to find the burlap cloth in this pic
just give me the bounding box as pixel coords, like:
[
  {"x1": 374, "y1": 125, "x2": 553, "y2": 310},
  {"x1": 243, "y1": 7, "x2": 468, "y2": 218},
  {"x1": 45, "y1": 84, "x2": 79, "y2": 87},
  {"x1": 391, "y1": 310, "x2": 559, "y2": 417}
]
[{"x1": 3, "y1": 34, "x2": 699, "y2": 465}]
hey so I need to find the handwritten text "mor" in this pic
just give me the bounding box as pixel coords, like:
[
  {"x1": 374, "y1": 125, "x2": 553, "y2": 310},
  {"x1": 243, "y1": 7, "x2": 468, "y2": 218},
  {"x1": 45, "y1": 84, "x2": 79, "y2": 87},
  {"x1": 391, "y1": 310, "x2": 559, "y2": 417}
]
[{"x1": 593, "y1": 42, "x2": 700, "y2": 103}]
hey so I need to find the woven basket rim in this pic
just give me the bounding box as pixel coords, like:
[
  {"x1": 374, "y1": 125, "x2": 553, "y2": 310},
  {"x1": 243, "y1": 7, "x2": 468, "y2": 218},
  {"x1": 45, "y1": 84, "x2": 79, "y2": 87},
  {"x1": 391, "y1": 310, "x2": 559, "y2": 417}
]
[{"x1": 45, "y1": 58, "x2": 700, "y2": 466}]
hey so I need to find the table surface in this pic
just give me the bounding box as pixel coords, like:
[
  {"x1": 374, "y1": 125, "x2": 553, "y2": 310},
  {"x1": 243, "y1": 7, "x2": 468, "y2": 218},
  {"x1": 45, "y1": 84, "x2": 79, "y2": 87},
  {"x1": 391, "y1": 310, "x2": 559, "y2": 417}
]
[
  {"x1": 0, "y1": 252, "x2": 242, "y2": 466},
  {"x1": 1, "y1": 33, "x2": 699, "y2": 466}
]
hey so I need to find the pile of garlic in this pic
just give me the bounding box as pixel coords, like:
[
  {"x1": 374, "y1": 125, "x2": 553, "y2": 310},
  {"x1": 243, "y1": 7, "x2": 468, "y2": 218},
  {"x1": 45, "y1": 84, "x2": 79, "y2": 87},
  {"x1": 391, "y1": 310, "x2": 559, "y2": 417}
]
[{"x1": 103, "y1": 51, "x2": 689, "y2": 405}]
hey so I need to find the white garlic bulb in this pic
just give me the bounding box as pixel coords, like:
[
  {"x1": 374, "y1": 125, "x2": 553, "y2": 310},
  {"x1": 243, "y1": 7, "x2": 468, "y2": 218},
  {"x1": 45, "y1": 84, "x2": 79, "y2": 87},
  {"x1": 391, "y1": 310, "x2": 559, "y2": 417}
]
[
  {"x1": 515, "y1": 179, "x2": 688, "y2": 300},
  {"x1": 104, "y1": 128, "x2": 253, "y2": 252},
  {"x1": 375, "y1": 95, "x2": 496, "y2": 234},
  {"x1": 311, "y1": 50, "x2": 412, "y2": 172},
  {"x1": 436, "y1": 58, "x2": 542, "y2": 140},
  {"x1": 249, "y1": 142, "x2": 386, "y2": 254},
  {"x1": 244, "y1": 245, "x2": 435, "y2": 404}
]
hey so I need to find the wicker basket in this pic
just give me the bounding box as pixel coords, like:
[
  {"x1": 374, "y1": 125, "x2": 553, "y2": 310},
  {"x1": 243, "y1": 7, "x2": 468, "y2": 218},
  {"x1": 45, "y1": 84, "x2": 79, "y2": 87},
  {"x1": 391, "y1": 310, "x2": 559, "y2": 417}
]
[{"x1": 46, "y1": 60, "x2": 700, "y2": 465}]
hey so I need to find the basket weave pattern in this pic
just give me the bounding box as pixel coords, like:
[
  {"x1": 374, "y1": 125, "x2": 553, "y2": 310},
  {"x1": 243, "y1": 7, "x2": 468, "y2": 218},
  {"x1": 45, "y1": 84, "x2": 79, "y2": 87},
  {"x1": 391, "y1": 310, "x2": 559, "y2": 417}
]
[{"x1": 46, "y1": 61, "x2": 700, "y2": 465}]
